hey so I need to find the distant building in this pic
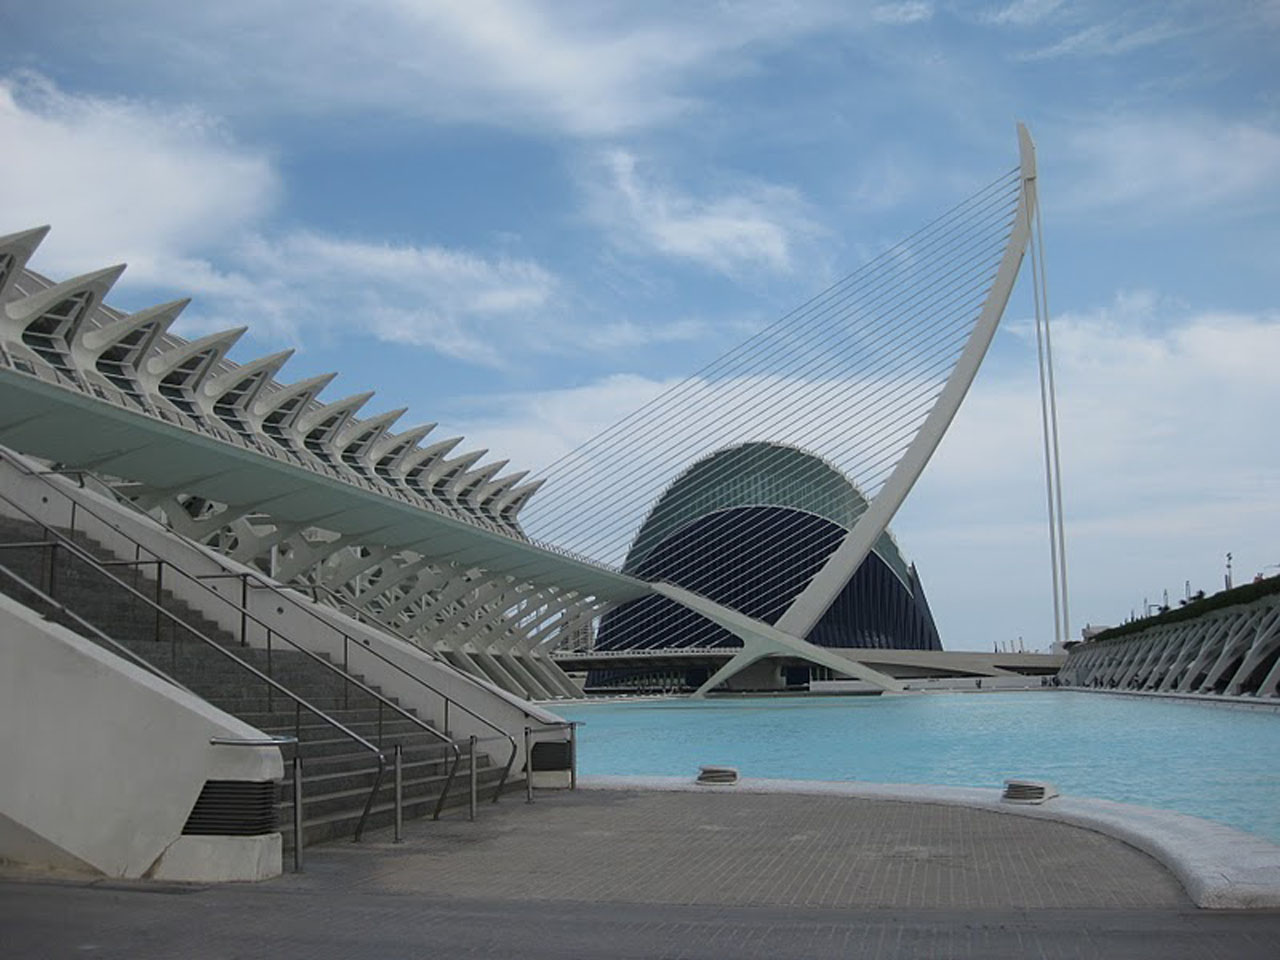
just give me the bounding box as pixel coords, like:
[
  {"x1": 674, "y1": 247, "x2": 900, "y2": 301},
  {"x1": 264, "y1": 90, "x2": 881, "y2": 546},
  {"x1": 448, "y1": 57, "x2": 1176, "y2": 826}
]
[{"x1": 591, "y1": 442, "x2": 941, "y2": 690}]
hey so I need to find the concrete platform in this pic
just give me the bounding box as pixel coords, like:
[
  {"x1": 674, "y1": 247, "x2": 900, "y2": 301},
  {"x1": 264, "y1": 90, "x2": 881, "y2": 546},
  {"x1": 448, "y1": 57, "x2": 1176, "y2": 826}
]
[{"x1": 4, "y1": 788, "x2": 1280, "y2": 959}]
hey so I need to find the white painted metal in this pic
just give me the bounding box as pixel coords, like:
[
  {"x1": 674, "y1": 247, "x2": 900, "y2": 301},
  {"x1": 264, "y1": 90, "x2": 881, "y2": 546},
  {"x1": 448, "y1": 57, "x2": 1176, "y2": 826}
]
[
  {"x1": 772, "y1": 124, "x2": 1038, "y2": 641},
  {"x1": 654, "y1": 582, "x2": 905, "y2": 695}
]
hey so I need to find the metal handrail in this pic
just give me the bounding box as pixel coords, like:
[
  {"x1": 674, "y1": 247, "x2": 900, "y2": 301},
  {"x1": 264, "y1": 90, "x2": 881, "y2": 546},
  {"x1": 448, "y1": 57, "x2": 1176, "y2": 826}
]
[
  {"x1": 0, "y1": 446, "x2": 539, "y2": 811},
  {"x1": 271, "y1": 578, "x2": 522, "y2": 801},
  {"x1": 0, "y1": 561, "x2": 192, "y2": 694},
  {"x1": 0, "y1": 452, "x2": 470, "y2": 818},
  {"x1": 522, "y1": 721, "x2": 579, "y2": 803},
  {"x1": 308, "y1": 580, "x2": 549, "y2": 721},
  {"x1": 0, "y1": 487, "x2": 399, "y2": 838},
  {"x1": 3, "y1": 447, "x2": 505, "y2": 745}
]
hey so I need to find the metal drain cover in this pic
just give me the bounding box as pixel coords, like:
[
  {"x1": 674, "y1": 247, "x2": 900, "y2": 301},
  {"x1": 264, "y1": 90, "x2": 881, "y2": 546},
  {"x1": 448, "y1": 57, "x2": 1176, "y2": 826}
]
[
  {"x1": 696, "y1": 765, "x2": 739, "y2": 785},
  {"x1": 1002, "y1": 779, "x2": 1060, "y2": 804}
]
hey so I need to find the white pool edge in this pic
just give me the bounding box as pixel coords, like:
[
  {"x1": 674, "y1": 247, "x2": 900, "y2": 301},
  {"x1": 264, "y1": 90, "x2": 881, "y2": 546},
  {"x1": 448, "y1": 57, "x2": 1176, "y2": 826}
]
[{"x1": 578, "y1": 774, "x2": 1280, "y2": 910}]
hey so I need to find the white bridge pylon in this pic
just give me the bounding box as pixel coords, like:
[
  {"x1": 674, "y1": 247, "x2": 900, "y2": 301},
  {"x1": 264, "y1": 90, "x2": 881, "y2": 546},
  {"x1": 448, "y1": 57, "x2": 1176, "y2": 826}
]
[{"x1": 649, "y1": 124, "x2": 1041, "y2": 697}]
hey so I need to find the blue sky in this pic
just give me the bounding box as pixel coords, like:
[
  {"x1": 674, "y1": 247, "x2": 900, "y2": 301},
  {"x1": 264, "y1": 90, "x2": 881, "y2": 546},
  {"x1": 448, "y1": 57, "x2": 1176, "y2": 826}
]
[{"x1": 2, "y1": 0, "x2": 1277, "y2": 650}]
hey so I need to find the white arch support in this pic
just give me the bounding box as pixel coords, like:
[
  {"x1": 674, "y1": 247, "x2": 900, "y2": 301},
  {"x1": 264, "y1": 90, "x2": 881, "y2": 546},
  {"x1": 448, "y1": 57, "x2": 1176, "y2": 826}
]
[
  {"x1": 774, "y1": 124, "x2": 1038, "y2": 641},
  {"x1": 668, "y1": 124, "x2": 1040, "y2": 696}
]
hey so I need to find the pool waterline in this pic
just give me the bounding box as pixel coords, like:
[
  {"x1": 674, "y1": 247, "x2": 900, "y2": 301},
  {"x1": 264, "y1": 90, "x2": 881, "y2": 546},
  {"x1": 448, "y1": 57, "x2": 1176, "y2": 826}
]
[{"x1": 552, "y1": 691, "x2": 1280, "y2": 843}]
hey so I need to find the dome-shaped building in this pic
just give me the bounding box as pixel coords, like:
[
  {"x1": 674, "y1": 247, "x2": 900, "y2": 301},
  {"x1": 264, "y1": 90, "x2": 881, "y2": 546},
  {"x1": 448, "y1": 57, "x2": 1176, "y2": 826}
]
[{"x1": 592, "y1": 442, "x2": 941, "y2": 689}]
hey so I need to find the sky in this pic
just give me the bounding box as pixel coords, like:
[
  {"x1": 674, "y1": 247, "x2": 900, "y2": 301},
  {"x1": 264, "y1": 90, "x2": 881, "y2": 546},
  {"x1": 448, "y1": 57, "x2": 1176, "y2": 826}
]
[{"x1": 1, "y1": 0, "x2": 1277, "y2": 651}]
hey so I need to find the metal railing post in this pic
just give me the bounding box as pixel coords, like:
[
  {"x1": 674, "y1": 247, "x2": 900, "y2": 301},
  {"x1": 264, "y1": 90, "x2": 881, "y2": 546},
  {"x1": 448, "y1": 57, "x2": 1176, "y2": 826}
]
[
  {"x1": 46, "y1": 540, "x2": 56, "y2": 599},
  {"x1": 394, "y1": 744, "x2": 404, "y2": 844},
  {"x1": 154, "y1": 562, "x2": 164, "y2": 645},
  {"x1": 266, "y1": 630, "x2": 274, "y2": 713},
  {"x1": 569, "y1": 723, "x2": 577, "y2": 791},
  {"x1": 524, "y1": 727, "x2": 534, "y2": 804},
  {"x1": 468, "y1": 736, "x2": 477, "y2": 821},
  {"x1": 293, "y1": 755, "x2": 304, "y2": 873},
  {"x1": 239, "y1": 573, "x2": 248, "y2": 646}
]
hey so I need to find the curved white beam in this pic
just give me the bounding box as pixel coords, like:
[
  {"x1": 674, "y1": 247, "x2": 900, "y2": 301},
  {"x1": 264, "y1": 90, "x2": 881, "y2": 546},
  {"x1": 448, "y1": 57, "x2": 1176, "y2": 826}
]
[{"x1": 772, "y1": 123, "x2": 1038, "y2": 640}]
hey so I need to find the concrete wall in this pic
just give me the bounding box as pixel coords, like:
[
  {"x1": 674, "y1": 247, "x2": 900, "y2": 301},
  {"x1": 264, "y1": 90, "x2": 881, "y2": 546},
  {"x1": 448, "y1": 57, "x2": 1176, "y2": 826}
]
[{"x1": 0, "y1": 593, "x2": 282, "y2": 881}]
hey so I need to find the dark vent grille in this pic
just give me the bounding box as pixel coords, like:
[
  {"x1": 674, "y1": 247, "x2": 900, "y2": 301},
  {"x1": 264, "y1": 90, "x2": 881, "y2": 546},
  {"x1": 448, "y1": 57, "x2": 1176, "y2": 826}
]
[
  {"x1": 1001, "y1": 779, "x2": 1059, "y2": 805},
  {"x1": 530, "y1": 740, "x2": 572, "y2": 771},
  {"x1": 182, "y1": 780, "x2": 277, "y2": 836}
]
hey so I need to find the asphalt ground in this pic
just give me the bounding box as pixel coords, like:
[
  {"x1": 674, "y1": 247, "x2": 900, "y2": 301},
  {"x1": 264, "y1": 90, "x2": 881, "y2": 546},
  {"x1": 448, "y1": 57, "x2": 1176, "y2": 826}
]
[{"x1": 3, "y1": 789, "x2": 1279, "y2": 959}]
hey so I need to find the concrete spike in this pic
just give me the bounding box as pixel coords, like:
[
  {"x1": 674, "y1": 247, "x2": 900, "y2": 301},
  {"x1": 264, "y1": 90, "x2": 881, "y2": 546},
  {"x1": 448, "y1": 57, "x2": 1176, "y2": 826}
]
[
  {"x1": 78, "y1": 299, "x2": 189, "y2": 353},
  {"x1": 202, "y1": 348, "x2": 295, "y2": 401},
  {"x1": 0, "y1": 225, "x2": 52, "y2": 300},
  {"x1": 144, "y1": 326, "x2": 247, "y2": 378},
  {"x1": 4, "y1": 264, "x2": 127, "y2": 326},
  {"x1": 296, "y1": 390, "x2": 376, "y2": 434},
  {"x1": 368, "y1": 422, "x2": 436, "y2": 463},
  {"x1": 250, "y1": 371, "x2": 337, "y2": 418}
]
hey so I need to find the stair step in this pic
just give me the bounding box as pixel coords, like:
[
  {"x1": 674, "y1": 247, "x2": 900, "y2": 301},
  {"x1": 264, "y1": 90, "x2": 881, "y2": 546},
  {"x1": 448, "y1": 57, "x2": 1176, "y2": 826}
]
[
  {"x1": 2, "y1": 513, "x2": 519, "y2": 848},
  {"x1": 278, "y1": 753, "x2": 497, "y2": 796},
  {"x1": 280, "y1": 777, "x2": 526, "y2": 848},
  {"x1": 278, "y1": 763, "x2": 508, "y2": 820}
]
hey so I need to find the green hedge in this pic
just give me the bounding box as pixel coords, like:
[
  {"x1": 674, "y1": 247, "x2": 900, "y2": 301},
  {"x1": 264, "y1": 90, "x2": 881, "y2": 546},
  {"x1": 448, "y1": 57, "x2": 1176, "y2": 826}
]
[{"x1": 1091, "y1": 574, "x2": 1280, "y2": 643}]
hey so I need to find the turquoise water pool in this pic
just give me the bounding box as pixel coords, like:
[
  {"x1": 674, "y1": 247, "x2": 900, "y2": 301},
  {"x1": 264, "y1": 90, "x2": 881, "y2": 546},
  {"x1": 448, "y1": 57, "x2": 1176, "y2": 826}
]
[{"x1": 553, "y1": 692, "x2": 1280, "y2": 842}]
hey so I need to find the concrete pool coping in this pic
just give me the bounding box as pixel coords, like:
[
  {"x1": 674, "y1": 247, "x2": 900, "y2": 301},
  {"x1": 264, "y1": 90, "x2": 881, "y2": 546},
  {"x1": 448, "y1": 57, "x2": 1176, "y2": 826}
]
[{"x1": 579, "y1": 774, "x2": 1280, "y2": 910}]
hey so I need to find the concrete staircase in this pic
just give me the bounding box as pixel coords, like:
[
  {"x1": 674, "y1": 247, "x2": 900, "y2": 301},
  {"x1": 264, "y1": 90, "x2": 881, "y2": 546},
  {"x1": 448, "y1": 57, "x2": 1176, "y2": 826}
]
[{"x1": 0, "y1": 513, "x2": 517, "y2": 850}]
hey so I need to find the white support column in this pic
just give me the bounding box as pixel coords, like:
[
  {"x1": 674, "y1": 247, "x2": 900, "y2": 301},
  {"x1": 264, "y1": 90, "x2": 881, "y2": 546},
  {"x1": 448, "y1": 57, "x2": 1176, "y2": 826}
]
[
  {"x1": 468, "y1": 646, "x2": 531, "y2": 698},
  {"x1": 1224, "y1": 608, "x2": 1280, "y2": 695},
  {"x1": 1114, "y1": 634, "x2": 1159, "y2": 688},
  {"x1": 1132, "y1": 625, "x2": 1193, "y2": 688},
  {"x1": 1159, "y1": 618, "x2": 1230, "y2": 691},
  {"x1": 1255, "y1": 634, "x2": 1280, "y2": 698},
  {"x1": 652, "y1": 583, "x2": 904, "y2": 697},
  {"x1": 1145, "y1": 621, "x2": 1209, "y2": 690},
  {"x1": 1126, "y1": 632, "x2": 1172, "y2": 688},
  {"x1": 1197, "y1": 611, "x2": 1265, "y2": 693},
  {"x1": 481, "y1": 595, "x2": 583, "y2": 699}
]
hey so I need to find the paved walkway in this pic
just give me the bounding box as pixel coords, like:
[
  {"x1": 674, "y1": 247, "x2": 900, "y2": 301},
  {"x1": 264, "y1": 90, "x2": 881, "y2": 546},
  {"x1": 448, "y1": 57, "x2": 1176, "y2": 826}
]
[{"x1": 5, "y1": 789, "x2": 1280, "y2": 958}]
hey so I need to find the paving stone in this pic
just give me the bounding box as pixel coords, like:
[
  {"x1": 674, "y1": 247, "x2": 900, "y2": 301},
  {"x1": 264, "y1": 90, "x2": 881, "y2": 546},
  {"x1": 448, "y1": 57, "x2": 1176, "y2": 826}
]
[{"x1": 4, "y1": 789, "x2": 1280, "y2": 960}]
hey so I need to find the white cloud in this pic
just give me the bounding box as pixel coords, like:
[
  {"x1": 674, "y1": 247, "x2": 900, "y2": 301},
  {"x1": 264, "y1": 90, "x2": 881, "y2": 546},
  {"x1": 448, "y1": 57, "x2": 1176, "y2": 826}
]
[
  {"x1": 984, "y1": 0, "x2": 1065, "y2": 26},
  {"x1": 223, "y1": 232, "x2": 561, "y2": 366},
  {"x1": 1018, "y1": 19, "x2": 1184, "y2": 60},
  {"x1": 591, "y1": 149, "x2": 820, "y2": 275},
  {"x1": 21, "y1": 0, "x2": 864, "y2": 138},
  {"x1": 0, "y1": 71, "x2": 277, "y2": 284},
  {"x1": 0, "y1": 73, "x2": 586, "y2": 366},
  {"x1": 850, "y1": 152, "x2": 925, "y2": 211},
  {"x1": 1059, "y1": 115, "x2": 1280, "y2": 218},
  {"x1": 898, "y1": 295, "x2": 1280, "y2": 648},
  {"x1": 871, "y1": 2, "x2": 934, "y2": 25}
]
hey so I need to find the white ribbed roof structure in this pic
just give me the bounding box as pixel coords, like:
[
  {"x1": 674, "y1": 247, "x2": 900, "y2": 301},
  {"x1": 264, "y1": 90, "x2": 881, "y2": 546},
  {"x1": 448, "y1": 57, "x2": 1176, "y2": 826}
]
[
  {"x1": 0, "y1": 125, "x2": 1042, "y2": 700},
  {"x1": 0, "y1": 227, "x2": 648, "y2": 700}
]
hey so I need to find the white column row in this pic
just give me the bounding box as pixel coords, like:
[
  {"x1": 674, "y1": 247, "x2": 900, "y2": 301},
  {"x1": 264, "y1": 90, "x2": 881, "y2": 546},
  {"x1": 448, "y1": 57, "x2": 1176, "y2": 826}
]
[{"x1": 1059, "y1": 594, "x2": 1280, "y2": 698}]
